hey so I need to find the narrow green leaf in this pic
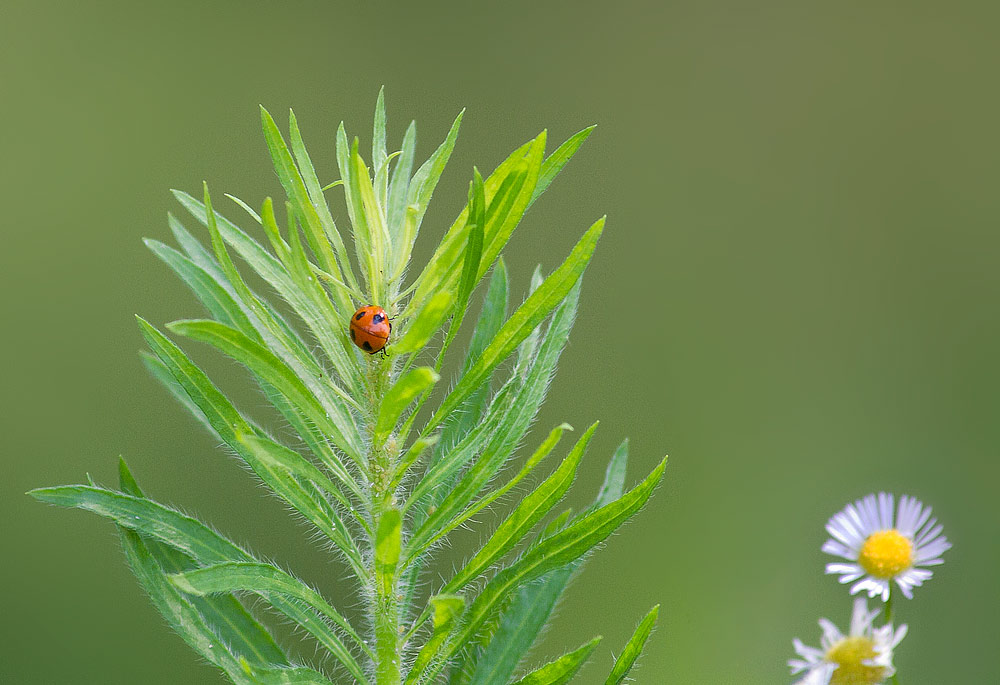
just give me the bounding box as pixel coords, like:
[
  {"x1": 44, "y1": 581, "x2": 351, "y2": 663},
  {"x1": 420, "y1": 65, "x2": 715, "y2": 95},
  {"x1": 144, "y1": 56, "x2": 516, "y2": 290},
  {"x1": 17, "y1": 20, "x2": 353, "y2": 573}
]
[
  {"x1": 29, "y1": 485, "x2": 250, "y2": 564},
  {"x1": 515, "y1": 266, "x2": 545, "y2": 374},
  {"x1": 387, "y1": 121, "x2": 417, "y2": 248},
  {"x1": 458, "y1": 168, "x2": 486, "y2": 309},
  {"x1": 116, "y1": 459, "x2": 289, "y2": 671},
  {"x1": 407, "y1": 133, "x2": 539, "y2": 318},
  {"x1": 406, "y1": 108, "x2": 464, "y2": 233},
  {"x1": 259, "y1": 197, "x2": 293, "y2": 266},
  {"x1": 390, "y1": 435, "x2": 439, "y2": 491},
  {"x1": 438, "y1": 168, "x2": 486, "y2": 359},
  {"x1": 167, "y1": 318, "x2": 363, "y2": 466},
  {"x1": 287, "y1": 111, "x2": 358, "y2": 302},
  {"x1": 169, "y1": 212, "x2": 225, "y2": 282},
  {"x1": 136, "y1": 318, "x2": 366, "y2": 578},
  {"x1": 168, "y1": 562, "x2": 370, "y2": 661},
  {"x1": 605, "y1": 605, "x2": 659, "y2": 685},
  {"x1": 394, "y1": 290, "x2": 455, "y2": 355},
  {"x1": 351, "y1": 136, "x2": 390, "y2": 303},
  {"x1": 377, "y1": 367, "x2": 439, "y2": 443},
  {"x1": 427, "y1": 457, "x2": 667, "y2": 679},
  {"x1": 528, "y1": 126, "x2": 596, "y2": 210},
  {"x1": 466, "y1": 440, "x2": 633, "y2": 682},
  {"x1": 409, "y1": 423, "x2": 572, "y2": 565},
  {"x1": 237, "y1": 434, "x2": 370, "y2": 538},
  {"x1": 172, "y1": 190, "x2": 362, "y2": 397},
  {"x1": 145, "y1": 239, "x2": 256, "y2": 335},
  {"x1": 226, "y1": 192, "x2": 264, "y2": 225},
  {"x1": 243, "y1": 665, "x2": 335, "y2": 685},
  {"x1": 373, "y1": 86, "x2": 388, "y2": 178},
  {"x1": 425, "y1": 217, "x2": 604, "y2": 434},
  {"x1": 118, "y1": 524, "x2": 258, "y2": 684},
  {"x1": 260, "y1": 107, "x2": 343, "y2": 292},
  {"x1": 30, "y1": 483, "x2": 362, "y2": 681},
  {"x1": 509, "y1": 637, "x2": 601, "y2": 685},
  {"x1": 408, "y1": 283, "x2": 580, "y2": 549},
  {"x1": 437, "y1": 423, "x2": 595, "y2": 591},
  {"x1": 140, "y1": 351, "x2": 218, "y2": 438},
  {"x1": 405, "y1": 594, "x2": 466, "y2": 684},
  {"x1": 476, "y1": 139, "x2": 542, "y2": 280},
  {"x1": 593, "y1": 439, "x2": 629, "y2": 512},
  {"x1": 429, "y1": 261, "x2": 509, "y2": 462}
]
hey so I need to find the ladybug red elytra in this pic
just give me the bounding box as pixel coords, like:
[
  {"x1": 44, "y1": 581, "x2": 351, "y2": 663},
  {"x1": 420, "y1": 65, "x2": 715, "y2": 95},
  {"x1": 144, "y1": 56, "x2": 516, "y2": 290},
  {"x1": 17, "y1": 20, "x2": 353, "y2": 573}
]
[{"x1": 349, "y1": 305, "x2": 391, "y2": 355}]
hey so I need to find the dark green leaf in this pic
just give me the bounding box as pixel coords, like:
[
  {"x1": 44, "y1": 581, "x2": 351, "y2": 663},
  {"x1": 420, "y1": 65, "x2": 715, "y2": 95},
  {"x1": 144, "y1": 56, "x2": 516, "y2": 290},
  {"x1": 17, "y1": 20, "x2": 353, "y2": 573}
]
[
  {"x1": 166, "y1": 318, "x2": 362, "y2": 466},
  {"x1": 169, "y1": 562, "x2": 370, "y2": 663},
  {"x1": 117, "y1": 459, "x2": 288, "y2": 670}
]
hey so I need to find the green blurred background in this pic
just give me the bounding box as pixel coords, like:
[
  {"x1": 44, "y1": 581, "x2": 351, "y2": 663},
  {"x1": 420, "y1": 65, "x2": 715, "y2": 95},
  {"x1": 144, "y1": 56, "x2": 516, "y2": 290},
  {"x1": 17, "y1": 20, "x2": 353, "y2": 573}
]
[{"x1": 3, "y1": 1, "x2": 998, "y2": 682}]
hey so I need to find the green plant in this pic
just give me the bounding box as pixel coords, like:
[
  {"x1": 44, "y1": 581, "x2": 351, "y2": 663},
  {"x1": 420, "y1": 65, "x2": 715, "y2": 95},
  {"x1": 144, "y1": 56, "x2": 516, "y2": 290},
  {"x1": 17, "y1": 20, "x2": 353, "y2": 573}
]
[{"x1": 30, "y1": 90, "x2": 666, "y2": 684}]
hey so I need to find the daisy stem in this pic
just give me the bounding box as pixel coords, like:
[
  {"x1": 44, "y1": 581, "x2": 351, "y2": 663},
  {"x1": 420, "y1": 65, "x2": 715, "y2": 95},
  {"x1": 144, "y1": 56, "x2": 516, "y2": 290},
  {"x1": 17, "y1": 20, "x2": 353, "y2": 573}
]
[{"x1": 884, "y1": 586, "x2": 900, "y2": 685}]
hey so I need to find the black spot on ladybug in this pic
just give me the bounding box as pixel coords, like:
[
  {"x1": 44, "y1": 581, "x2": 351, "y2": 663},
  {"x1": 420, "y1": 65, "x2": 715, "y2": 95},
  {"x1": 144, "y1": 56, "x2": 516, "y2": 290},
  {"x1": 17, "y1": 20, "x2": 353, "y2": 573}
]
[
  {"x1": 372, "y1": 313, "x2": 384, "y2": 324},
  {"x1": 350, "y1": 328, "x2": 356, "y2": 341},
  {"x1": 362, "y1": 341, "x2": 373, "y2": 352},
  {"x1": 355, "y1": 311, "x2": 366, "y2": 321}
]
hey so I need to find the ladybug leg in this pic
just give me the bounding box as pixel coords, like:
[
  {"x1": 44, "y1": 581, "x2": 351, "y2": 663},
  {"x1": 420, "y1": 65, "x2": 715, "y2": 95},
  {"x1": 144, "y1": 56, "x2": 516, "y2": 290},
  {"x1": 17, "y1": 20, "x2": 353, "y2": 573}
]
[{"x1": 379, "y1": 346, "x2": 389, "y2": 360}]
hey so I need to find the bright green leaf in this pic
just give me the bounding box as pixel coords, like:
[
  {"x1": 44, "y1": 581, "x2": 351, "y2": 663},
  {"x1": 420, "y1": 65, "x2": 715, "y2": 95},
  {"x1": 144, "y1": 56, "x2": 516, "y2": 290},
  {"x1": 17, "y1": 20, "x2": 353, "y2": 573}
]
[
  {"x1": 425, "y1": 217, "x2": 604, "y2": 434},
  {"x1": 377, "y1": 367, "x2": 439, "y2": 443},
  {"x1": 438, "y1": 423, "x2": 595, "y2": 592},
  {"x1": 405, "y1": 594, "x2": 465, "y2": 684},
  {"x1": 528, "y1": 125, "x2": 596, "y2": 210},
  {"x1": 509, "y1": 637, "x2": 601, "y2": 685},
  {"x1": 394, "y1": 290, "x2": 455, "y2": 355},
  {"x1": 605, "y1": 605, "x2": 659, "y2": 685}
]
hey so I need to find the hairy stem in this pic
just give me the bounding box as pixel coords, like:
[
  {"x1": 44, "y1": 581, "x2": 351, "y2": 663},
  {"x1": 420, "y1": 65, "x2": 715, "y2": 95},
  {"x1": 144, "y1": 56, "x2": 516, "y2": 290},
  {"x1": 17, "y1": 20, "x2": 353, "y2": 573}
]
[{"x1": 367, "y1": 355, "x2": 402, "y2": 685}]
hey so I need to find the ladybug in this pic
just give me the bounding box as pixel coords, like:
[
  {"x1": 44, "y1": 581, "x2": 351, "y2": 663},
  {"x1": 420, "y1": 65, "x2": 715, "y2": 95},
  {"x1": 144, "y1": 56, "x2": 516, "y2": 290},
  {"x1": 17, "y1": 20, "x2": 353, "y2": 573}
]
[{"x1": 349, "y1": 305, "x2": 391, "y2": 355}]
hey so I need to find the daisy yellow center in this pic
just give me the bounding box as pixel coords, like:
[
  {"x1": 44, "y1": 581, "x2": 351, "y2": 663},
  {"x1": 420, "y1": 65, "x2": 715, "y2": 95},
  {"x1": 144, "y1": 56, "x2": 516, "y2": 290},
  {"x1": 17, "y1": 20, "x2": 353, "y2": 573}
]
[
  {"x1": 858, "y1": 529, "x2": 913, "y2": 579},
  {"x1": 826, "y1": 636, "x2": 886, "y2": 685}
]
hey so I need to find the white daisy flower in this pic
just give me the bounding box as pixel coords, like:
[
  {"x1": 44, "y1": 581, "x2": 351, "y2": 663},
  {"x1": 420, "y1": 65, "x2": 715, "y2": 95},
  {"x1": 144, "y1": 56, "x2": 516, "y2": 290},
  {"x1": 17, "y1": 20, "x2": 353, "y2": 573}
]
[
  {"x1": 789, "y1": 597, "x2": 907, "y2": 685},
  {"x1": 823, "y1": 493, "x2": 950, "y2": 601}
]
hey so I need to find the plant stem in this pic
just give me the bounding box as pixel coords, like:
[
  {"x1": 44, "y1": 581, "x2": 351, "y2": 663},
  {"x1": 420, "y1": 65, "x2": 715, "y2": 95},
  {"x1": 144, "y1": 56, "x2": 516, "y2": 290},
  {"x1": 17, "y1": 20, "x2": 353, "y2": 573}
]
[
  {"x1": 367, "y1": 355, "x2": 401, "y2": 685},
  {"x1": 884, "y1": 586, "x2": 899, "y2": 685}
]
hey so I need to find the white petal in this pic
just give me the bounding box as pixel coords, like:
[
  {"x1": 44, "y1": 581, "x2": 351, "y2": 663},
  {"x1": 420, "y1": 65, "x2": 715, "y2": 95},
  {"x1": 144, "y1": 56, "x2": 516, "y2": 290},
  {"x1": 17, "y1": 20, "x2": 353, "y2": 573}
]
[
  {"x1": 849, "y1": 596, "x2": 874, "y2": 635},
  {"x1": 792, "y1": 638, "x2": 824, "y2": 661},
  {"x1": 878, "y1": 492, "x2": 895, "y2": 529},
  {"x1": 803, "y1": 662, "x2": 836, "y2": 685},
  {"x1": 818, "y1": 618, "x2": 843, "y2": 647},
  {"x1": 821, "y1": 540, "x2": 855, "y2": 559},
  {"x1": 826, "y1": 562, "x2": 864, "y2": 582}
]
